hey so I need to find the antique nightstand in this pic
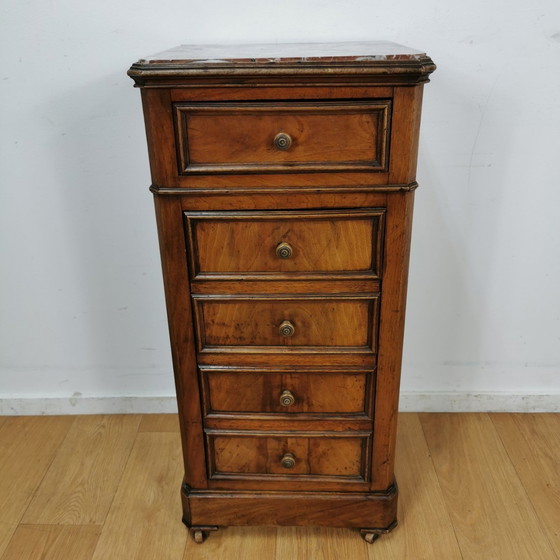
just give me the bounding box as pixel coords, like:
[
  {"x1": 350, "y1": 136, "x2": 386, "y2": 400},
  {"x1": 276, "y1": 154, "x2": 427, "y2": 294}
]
[{"x1": 128, "y1": 41, "x2": 435, "y2": 543}]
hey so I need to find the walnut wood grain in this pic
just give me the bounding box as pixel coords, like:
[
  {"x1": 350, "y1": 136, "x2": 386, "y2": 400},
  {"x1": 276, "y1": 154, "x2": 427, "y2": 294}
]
[
  {"x1": 131, "y1": 41, "x2": 433, "y2": 540},
  {"x1": 175, "y1": 101, "x2": 390, "y2": 175},
  {"x1": 196, "y1": 350, "x2": 377, "y2": 368},
  {"x1": 177, "y1": 191, "x2": 389, "y2": 212},
  {"x1": 190, "y1": 279, "x2": 380, "y2": 295},
  {"x1": 201, "y1": 368, "x2": 374, "y2": 416},
  {"x1": 182, "y1": 486, "x2": 397, "y2": 528},
  {"x1": 370, "y1": 192, "x2": 414, "y2": 490},
  {"x1": 184, "y1": 208, "x2": 384, "y2": 281},
  {"x1": 388, "y1": 86, "x2": 424, "y2": 185},
  {"x1": 208, "y1": 432, "x2": 368, "y2": 481},
  {"x1": 192, "y1": 293, "x2": 378, "y2": 351},
  {"x1": 152, "y1": 195, "x2": 207, "y2": 489},
  {"x1": 169, "y1": 85, "x2": 394, "y2": 103},
  {"x1": 203, "y1": 417, "x2": 373, "y2": 433}
]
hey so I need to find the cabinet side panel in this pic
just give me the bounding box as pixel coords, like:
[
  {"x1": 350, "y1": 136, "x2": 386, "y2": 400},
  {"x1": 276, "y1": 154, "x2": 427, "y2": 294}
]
[
  {"x1": 141, "y1": 89, "x2": 177, "y2": 186},
  {"x1": 153, "y1": 195, "x2": 208, "y2": 489},
  {"x1": 388, "y1": 85, "x2": 424, "y2": 185},
  {"x1": 371, "y1": 191, "x2": 415, "y2": 489}
]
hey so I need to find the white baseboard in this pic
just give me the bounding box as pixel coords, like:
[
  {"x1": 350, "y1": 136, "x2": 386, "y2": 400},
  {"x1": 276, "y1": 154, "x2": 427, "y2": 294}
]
[
  {"x1": 0, "y1": 396, "x2": 179, "y2": 416},
  {"x1": 0, "y1": 392, "x2": 558, "y2": 415},
  {"x1": 398, "y1": 392, "x2": 560, "y2": 413}
]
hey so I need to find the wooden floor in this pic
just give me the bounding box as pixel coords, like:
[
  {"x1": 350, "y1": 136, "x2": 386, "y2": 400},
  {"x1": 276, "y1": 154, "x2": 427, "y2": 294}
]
[{"x1": 0, "y1": 413, "x2": 558, "y2": 559}]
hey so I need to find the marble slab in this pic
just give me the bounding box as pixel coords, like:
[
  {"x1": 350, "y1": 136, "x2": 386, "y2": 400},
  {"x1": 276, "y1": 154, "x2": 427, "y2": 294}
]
[{"x1": 138, "y1": 41, "x2": 426, "y2": 66}]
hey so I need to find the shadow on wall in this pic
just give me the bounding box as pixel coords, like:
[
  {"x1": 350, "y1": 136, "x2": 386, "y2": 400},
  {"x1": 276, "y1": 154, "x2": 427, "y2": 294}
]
[
  {"x1": 404, "y1": 69, "x2": 512, "y2": 394},
  {"x1": 35, "y1": 71, "x2": 173, "y2": 394}
]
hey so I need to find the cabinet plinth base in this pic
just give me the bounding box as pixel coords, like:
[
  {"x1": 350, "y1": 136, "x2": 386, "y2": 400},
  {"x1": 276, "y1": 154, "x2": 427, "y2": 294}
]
[{"x1": 181, "y1": 483, "x2": 398, "y2": 530}]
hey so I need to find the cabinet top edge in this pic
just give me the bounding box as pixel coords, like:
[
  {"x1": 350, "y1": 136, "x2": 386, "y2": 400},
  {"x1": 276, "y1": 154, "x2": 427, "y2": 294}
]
[
  {"x1": 135, "y1": 41, "x2": 427, "y2": 64},
  {"x1": 128, "y1": 41, "x2": 436, "y2": 86}
]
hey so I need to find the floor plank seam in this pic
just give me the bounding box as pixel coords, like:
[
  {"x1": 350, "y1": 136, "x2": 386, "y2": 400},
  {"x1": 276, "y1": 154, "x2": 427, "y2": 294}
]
[
  {"x1": 92, "y1": 415, "x2": 143, "y2": 529},
  {"x1": 17, "y1": 417, "x2": 76, "y2": 527},
  {"x1": 489, "y1": 414, "x2": 560, "y2": 560},
  {"x1": 417, "y1": 413, "x2": 466, "y2": 560},
  {"x1": 4, "y1": 414, "x2": 558, "y2": 559}
]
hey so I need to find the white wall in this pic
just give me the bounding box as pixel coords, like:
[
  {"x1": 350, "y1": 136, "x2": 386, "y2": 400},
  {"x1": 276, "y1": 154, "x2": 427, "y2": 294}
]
[{"x1": 1, "y1": 0, "x2": 559, "y2": 413}]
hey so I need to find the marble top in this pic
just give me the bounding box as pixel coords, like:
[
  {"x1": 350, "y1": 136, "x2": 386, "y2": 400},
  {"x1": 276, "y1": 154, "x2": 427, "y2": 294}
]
[{"x1": 138, "y1": 41, "x2": 426, "y2": 66}]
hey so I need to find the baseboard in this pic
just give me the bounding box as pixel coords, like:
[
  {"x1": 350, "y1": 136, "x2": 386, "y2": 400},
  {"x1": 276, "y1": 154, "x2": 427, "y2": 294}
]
[
  {"x1": 0, "y1": 392, "x2": 558, "y2": 416},
  {"x1": 398, "y1": 392, "x2": 560, "y2": 413},
  {"x1": 0, "y1": 396, "x2": 179, "y2": 416}
]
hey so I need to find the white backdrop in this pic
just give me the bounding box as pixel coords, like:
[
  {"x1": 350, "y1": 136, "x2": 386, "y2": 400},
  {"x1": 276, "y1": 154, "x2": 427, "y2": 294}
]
[{"x1": 1, "y1": 0, "x2": 559, "y2": 413}]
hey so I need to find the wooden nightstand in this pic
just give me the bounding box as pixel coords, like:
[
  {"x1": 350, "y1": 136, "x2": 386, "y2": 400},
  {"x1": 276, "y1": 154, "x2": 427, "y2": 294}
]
[{"x1": 128, "y1": 41, "x2": 435, "y2": 544}]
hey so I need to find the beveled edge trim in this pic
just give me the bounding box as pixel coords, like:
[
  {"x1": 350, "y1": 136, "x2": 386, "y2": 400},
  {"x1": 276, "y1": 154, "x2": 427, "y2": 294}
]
[
  {"x1": 150, "y1": 181, "x2": 419, "y2": 195},
  {"x1": 208, "y1": 473, "x2": 367, "y2": 483},
  {"x1": 192, "y1": 292, "x2": 379, "y2": 300},
  {"x1": 205, "y1": 428, "x2": 372, "y2": 437},
  {"x1": 182, "y1": 162, "x2": 384, "y2": 175},
  {"x1": 198, "y1": 365, "x2": 376, "y2": 372},
  {"x1": 182, "y1": 480, "x2": 398, "y2": 497},
  {"x1": 128, "y1": 56, "x2": 436, "y2": 87},
  {"x1": 198, "y1": 346, "x2": 376, "y2": 355}
]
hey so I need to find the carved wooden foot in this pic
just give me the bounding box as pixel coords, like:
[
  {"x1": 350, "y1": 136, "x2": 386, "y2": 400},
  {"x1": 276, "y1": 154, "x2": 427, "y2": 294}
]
[{"x1": 189, "y1": 526, "x2": 219, "y2": 544}]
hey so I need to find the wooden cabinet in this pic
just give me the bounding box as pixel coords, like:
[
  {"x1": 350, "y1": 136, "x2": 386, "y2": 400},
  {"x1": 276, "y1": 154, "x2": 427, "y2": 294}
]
[{"x1": 128, "y1": 41, "x2": 435, "y2": 544}]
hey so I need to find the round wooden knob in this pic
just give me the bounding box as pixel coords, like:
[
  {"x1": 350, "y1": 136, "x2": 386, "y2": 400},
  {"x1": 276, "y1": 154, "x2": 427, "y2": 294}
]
[
  {"x1": 273, "y1": 132, "x2": 292, "y2": 151},
  {"x1": 279, "y1": 390, "x2": 295, "y2": 407},
  {"x1": 276, "y1": 242, "x2": 293, "y2": 259},
  {"x1": 279, "y1": 320, "x2": 295, "y2": 337},
  {"x1": 280, "y1": 452, "x2": 296, "y2": 469}
]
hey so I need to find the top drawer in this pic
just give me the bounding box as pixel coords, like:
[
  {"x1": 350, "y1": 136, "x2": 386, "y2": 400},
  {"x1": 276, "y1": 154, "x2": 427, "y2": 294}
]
[{"x1": 174, "y1": 101, "x2": 391, "y2": 175}]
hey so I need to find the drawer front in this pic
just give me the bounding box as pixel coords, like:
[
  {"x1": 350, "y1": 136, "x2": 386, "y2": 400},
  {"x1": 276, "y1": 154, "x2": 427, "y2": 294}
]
[
  {"x1": 192, "y1": 294, "x2": 379, "y2": 353},
  {"x1": 174, "y1": 101, "x2": 391, "y2": 175},
  {"x1": 185, "y1": 209, "x2": 385, "y2": 281},
  {"x1": 201, "y1": 368, "x2": 374, "y2": 417},
  {"x1": 208, "y1": 432, "x2": 370, "y2": 481}
]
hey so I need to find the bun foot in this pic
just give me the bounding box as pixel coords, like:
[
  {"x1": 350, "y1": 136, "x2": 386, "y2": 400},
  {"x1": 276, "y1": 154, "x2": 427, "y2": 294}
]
[
  {"x1": 361, "y1": 531, "x2": 380, "y2": 544},
  {"x1": 360, "y1": 521, "x2": 397, "y2": 544},
  {"x1": 189, "y1": 526, "x2": 219, "y2": 544},
  {"x1": 192, "y1": 530, "x2": 204, "y2": 544}
]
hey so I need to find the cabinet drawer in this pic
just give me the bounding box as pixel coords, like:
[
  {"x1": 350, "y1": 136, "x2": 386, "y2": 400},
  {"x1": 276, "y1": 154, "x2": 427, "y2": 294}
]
[
  {"x1": 192, "y1": 294, "x2": 379, "y2": 353},
  {"x1": 201, "y1": 368, "x2": 374, "y2": 417},
  {"x1": 184, "y1": 209, "x2": 385, "y2": 281},
  {"x1": 207, "y1": 432, "x2": 370, "y2": 481},
  {"x1": 174, "y1": 101, "x2": 391, "y2": 175}
]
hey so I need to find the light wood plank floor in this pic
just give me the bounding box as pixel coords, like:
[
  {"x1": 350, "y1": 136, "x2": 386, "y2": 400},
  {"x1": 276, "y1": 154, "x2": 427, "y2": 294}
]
[{"x1": 0, "y1": 413, "x2": 557, "y2": 560}]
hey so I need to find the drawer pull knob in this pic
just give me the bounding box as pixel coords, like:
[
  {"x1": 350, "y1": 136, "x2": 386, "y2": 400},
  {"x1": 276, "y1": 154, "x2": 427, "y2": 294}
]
[
  {"x1": 273, "y1": 132, "x2": 292, "y2": 151},
  {"x1": 279, "y1": 390, "x2": 296, "y2": 407},
  {"x1": 279, "y1": 320, "x2": 295, "y2": 337},
  {"x1": 276, "y1": 242, "x2": 293, "y2": 259},
  {"x1": 281, "y1": 452, "x2": 296, "y2": 469}
]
